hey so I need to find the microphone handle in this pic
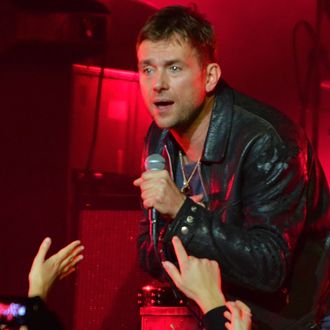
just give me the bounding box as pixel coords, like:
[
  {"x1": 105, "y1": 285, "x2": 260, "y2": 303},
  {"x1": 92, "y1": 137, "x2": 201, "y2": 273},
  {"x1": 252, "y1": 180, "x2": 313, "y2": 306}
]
[{"x1": 148, "y1": 208, "x2": 158, "y2": 247}]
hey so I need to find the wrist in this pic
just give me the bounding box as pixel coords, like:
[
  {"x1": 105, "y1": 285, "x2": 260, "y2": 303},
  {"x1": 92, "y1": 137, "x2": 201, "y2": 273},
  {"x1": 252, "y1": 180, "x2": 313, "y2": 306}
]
[
  {"x1": 28, "y1": 284, "x2": 48, "y2": 301},
  {"x1": 170, "y1": 194, "x2": 186, "y2": 218},
  {"x1": 196, "y1": 291, "x2": 226, "y2": 314}
]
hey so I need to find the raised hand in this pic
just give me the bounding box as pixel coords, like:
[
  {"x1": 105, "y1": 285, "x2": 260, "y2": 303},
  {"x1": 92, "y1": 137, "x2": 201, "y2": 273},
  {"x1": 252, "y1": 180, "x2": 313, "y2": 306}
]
[
  {"x1": 28, "y1": 237, "x2": 84, "y2": 300},
  {"x1": 162, "y1": 236, "x2": 225, "y2": 314}
]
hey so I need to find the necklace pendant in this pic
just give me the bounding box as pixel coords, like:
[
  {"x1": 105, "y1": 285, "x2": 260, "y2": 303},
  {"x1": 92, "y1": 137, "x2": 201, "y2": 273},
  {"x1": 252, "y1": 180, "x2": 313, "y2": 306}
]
[
  {"x1": 181, "y1": 182, "x2": 190, "y2": 193},
  {"x1": 178, "y1": 150, "x2": 200, "y2": 195}
]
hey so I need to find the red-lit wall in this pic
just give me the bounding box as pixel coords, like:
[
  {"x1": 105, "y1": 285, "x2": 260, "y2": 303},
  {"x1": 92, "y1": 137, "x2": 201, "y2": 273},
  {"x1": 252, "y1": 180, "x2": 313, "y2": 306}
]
[
  {"x1": 97, "y1": 0, "x2": 330, "y2": 180},
  {"x1": 0, "y1": 1, "x2": 329, "y2": 330},
  {"x1": 69, "y1": 65, "x2": 151, "y2": 176}
]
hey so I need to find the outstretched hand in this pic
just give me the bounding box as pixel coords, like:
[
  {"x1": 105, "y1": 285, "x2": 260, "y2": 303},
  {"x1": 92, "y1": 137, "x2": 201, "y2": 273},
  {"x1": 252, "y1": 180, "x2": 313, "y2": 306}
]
[
  {"x1": 28, "y1": 237, "x2": 84, "y2": 300},
  {"x1": 162, "y1": 236, "x2": 225, "y2": 314}
]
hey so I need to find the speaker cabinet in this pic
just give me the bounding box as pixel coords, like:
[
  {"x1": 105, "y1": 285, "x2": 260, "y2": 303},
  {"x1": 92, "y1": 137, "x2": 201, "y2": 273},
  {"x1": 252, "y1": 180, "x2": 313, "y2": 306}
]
[
  {"x1": 73, "y1": 208, "x2": 153, "y2": 330},
  {"x1": 69, "y1": 65, "x2": 151, "y2": 177},
  {"x1": 140, "y1": 307, "x2": 200, "y2": 330}
]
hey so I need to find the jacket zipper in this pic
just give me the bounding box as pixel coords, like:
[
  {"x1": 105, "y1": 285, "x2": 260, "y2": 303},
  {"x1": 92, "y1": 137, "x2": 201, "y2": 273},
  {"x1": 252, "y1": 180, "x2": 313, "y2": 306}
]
[{"x1": 164, "y1": 145, "x2": 174, "y2": 180}]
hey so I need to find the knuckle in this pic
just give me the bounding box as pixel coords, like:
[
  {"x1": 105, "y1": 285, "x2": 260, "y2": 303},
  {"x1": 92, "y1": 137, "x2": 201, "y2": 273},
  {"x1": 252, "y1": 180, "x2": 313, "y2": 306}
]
[
  {"x1": 157, "y1": 190, "x2": 165, "y2": 201},
  {"x1": 143, "y1": 200, "x2": 151, "y2": 208},
  {"x1": 159, "y1": 178, "x2": 167, "y2": 186}
]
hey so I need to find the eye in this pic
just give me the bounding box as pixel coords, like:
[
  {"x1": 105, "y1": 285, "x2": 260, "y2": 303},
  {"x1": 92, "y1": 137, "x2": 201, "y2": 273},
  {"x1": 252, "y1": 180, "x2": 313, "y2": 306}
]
[
  {"x1": 169, "y1": 65, "x2": 181, "y2": 73},
  {"x1": 141, "y1": 66, "x2": 154, "y2": 76}
]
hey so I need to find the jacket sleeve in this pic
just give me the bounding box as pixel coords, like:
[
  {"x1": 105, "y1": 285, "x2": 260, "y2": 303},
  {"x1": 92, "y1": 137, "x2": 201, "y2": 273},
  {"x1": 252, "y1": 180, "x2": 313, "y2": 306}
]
[
  {"x1": 162, "y1": 133, "x2": 329, "y2": 292},
  {"x1": 28, "y1": 296, "x2": 65, "y2": 330},
  {"x1": 137, "y1": 211, "x2": 169, "y2": 278},
  {"x1": 203, "y1": 306, "x2": 228, "y2": 330}
]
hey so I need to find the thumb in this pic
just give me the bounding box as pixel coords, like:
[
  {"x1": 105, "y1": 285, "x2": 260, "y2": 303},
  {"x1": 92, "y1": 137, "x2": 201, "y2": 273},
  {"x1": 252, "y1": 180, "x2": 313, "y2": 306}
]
[{"x1": 32, "y1": 237, "x2": 51, "y2": 267}]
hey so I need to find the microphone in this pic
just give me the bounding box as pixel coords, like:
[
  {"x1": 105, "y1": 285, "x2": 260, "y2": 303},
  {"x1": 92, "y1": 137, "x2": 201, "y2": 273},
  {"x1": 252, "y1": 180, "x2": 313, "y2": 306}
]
[
  {"x1": 144, "y1": 153, "x2": 166, "y2": 171},
  {"x1": 144, "y1": 154, "x2": 166, "y2": 246}
]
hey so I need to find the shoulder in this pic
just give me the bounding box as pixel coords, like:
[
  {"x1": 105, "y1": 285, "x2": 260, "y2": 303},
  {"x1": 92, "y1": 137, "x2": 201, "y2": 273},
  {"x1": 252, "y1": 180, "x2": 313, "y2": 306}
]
[
  {"x1": 215, "y1": 83, "x2": 308, "y2": 152},
  {"x1": 231, "y1": 88, "x2": 306, "y2": 147}
]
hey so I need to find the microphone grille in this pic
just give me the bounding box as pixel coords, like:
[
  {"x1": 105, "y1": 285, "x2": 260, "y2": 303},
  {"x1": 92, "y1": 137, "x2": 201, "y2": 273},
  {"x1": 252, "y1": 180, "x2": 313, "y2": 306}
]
[{"x1": 145, "y1": 154, "x2": 166, "y2": 171}]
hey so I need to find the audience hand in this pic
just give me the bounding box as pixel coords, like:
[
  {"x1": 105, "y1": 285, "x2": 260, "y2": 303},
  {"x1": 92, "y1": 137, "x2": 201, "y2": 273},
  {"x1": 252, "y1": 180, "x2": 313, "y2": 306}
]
[
  {"x1": 224, "y1": 300, "x2": 252, "y2": 330},
  {"x1": 162, "y1": 236, "x2": 225, "y2": 314},
  {"x1": 28, "y1": 237, "x2": 84, "y2": 300}
]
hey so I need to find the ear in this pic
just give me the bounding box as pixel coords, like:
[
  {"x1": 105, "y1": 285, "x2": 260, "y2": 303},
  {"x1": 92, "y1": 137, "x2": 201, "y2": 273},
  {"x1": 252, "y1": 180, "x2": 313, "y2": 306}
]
[{"x1": 205, "y1": 63, "x2": 221, "y2": 93}]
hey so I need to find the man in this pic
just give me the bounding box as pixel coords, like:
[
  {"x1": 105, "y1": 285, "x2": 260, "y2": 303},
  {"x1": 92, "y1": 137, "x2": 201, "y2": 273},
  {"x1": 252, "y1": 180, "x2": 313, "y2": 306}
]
[{"x1": 133, "y1": 5, "x2": 330, "y2": 329}]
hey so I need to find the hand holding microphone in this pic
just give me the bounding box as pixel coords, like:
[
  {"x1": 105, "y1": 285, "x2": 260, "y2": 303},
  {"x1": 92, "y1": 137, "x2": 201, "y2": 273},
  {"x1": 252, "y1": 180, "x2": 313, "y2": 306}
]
[
  {"x1": 133, "y1": 154, "x2": 186, "y2": 220},
  {"x1": 144, "y1": 154, "x2": 165, "y2": 245}
]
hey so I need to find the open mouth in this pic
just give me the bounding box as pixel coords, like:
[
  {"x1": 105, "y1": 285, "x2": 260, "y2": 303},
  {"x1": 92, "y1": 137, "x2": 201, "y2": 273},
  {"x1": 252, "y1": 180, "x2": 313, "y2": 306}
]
[{"x1": 154, "y1": 100, "x2": 174, "y2": 109}]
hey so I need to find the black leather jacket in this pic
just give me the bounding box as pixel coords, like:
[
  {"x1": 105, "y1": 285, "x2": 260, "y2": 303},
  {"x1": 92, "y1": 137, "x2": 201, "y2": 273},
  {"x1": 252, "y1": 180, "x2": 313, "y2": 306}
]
[{"x1": 138, "y1": 82, "x2": 330, "y2": 329}]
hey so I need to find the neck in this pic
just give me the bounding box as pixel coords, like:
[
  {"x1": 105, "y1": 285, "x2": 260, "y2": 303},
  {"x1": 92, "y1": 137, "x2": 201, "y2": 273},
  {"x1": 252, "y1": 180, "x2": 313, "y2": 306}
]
[{"x1": 171, "y1": 95, "x2": 215, "y2": 163}]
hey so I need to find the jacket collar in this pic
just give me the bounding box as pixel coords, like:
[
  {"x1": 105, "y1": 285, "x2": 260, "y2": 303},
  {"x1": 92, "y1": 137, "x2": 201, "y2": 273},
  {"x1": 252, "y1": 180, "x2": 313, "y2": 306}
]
[
  {"x1": 201, "y1": 81, "x2": 234, "y2": 163},
  {"x1": 161, "y1": 80, "x2": 234, "y2": 164}
]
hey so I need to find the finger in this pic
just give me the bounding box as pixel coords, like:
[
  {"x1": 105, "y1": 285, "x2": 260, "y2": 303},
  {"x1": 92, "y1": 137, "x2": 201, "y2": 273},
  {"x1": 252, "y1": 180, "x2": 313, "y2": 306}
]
[
  {"x1": 62, "y1": 244, "x2": 84, "y2": 262},
  {"x1": 60, "y1": 246, "x2": 84, "y2": 268},
  {"x1": 235, "y1": 300, "x2": 251, "y2": 316},
  {"x1": 223, "y1": 310, "x2": 232, "y2": 322},
  {"x1": 31, "y1": 237, "x2": 52, "y2": 267},
  {"x1": 72, "y1": 253, "x2": 84, "y2": 265},
  {"x1": 210, "y1": 259, "x2": 221, "y2": 274},
  {"x1": 133, "y1": 177, "x2": 142, "y2": 186},
  {"x1": 55, "y1": 240, "x2": 82, "y2": 263},
  {"x1": 142, "y1": 170, "x2": 168, "y2": 180},
  {"x1": 234, "y1": 300, "x2": 252, "y2": 325},
  {"x1": 226, "y1": 301, "x2": 242, "y2": 324},
  {"x1": 225, "y1": 301, "x2": 235, "y2": 313},
  {"x1": 141, "y1": 188, "x2": 162, "y2": 202},
  {"x1": 141, "y1": 177, "x2": 169, "y2": 191},
  {"x1": 60, "y1": 254, "x2": 84, "y2": 277},
  {"x1": 190, "y1": 194, "x2": 204, "y2": 203},
  {"x1": 142, "y1": 197, "x2": 156, "y2": 209},
  {"x1": 142, "y1": 191, "x2": 167, "y2": 208},
  {"x1": 171, "y1": 236, "x2": 189, "y2": 270},
  {"x1": 161, "y1": 261, "x2": 182, "y2": 288},
  {"x1": 59, "y1": 267, "x2": 76, "y2": 280},
  {"x1": 224, "y1": 321, "x2": 231, "y2": 330}
]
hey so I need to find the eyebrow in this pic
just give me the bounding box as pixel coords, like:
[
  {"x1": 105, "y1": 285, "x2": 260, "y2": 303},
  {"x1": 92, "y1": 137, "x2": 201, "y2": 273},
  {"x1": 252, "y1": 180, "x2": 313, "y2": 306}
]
[{"x1": 138, "y1": 59, "x2": 183, "y2": 67}]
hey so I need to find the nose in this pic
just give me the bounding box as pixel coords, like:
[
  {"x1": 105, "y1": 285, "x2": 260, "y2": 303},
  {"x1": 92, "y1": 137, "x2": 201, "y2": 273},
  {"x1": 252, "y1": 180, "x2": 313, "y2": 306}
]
[{"x1": 153, "y1": 70, "x2": 169, "y2": 92}]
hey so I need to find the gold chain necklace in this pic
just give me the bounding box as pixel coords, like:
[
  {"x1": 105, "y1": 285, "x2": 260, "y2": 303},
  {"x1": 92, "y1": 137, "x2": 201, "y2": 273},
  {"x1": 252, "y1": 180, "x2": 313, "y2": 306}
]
[{"x1": 179, "y1": 150, "x2": 201, "y2": 194}]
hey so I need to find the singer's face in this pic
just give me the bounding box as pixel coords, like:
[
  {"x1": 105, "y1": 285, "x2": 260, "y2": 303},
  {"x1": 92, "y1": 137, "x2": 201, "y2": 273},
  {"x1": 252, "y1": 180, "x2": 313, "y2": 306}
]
[{"x1": 137, "y1": 36, "x2": 208, "y2": 131}]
